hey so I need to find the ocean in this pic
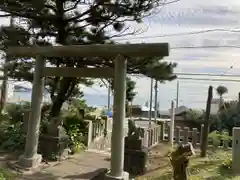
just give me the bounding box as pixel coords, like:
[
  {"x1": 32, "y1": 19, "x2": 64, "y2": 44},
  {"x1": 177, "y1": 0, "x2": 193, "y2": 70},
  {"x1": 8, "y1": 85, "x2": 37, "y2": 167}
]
[{"x1": 10, "y1": 91, "x2": 113, "y2": 108}]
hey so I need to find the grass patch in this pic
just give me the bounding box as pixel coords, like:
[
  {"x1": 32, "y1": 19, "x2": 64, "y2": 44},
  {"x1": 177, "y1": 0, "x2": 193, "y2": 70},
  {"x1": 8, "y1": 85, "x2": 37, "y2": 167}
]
[
  {"x1": 0, "y1": 168, "x2": 16, "y2": 180},
  {"x1": 137, "y1": 149, "x2": 240, "y2": 180}
]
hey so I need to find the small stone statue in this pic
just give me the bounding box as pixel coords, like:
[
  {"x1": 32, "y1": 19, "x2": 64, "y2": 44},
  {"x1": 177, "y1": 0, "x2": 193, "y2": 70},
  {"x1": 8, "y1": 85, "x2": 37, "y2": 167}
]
[
  {"x1": 47, "y1": 117, "x2": 64, "y2": 136},
  {"x1": 169, "y1": 143, "x2": 195, "y2": 180},
  {"x1": 128, "y1": 120, "x2": 144, "y2": 140}
]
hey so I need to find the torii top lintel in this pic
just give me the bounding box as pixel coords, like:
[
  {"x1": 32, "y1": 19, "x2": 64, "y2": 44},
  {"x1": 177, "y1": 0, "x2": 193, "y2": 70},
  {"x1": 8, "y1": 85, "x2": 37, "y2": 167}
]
[{"x1": 6, "y1": 43, "x2": 169, "y2": 58}]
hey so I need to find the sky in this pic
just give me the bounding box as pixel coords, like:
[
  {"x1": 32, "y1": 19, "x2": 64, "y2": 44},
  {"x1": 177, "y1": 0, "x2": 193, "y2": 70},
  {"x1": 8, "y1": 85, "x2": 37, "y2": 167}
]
[
  {"x1": 3, "y1": 0, "x2": 240, "y2": 110},
  {"x1": 82, "y1": 0, "x2": 240, "y2": 110}
]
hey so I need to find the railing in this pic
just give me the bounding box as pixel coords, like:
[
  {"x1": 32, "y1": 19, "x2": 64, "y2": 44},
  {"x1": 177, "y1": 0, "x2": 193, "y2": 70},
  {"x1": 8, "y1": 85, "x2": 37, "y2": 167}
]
[
  {"x1": 143, "y1": 125, "x2": 162, "y2": 148},
  {"x1": 130, "y1": 120, "x2": 168, "y2": 149},
  {"x1": 84, "y1": 117, "x2": 110, "y2": 148}
]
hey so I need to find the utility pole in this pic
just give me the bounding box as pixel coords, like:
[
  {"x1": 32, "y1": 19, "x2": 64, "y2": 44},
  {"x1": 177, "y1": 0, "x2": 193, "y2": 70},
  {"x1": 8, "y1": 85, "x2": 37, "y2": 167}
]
[
  {"x1": 200, "y1": 86, "x2": 213, "y2": 157},
  {"x1": 107, "y1": 80, "x2": 111, "y2": 113},
  {"x1": 170, "y1": 100, "x2": 175, "y2": 146},
  {"x1": 154, "y1": 80, "x2": 158, "y2": 121},
  {"x1": 148, "y1": 78, "x2": 153, "y2": 127},
  {"x1": 176, "y1": 81, "x2": 179, "y2": 108},
  {"x1": 0, "y1": 17, "x2": 13, "y2": 113}
]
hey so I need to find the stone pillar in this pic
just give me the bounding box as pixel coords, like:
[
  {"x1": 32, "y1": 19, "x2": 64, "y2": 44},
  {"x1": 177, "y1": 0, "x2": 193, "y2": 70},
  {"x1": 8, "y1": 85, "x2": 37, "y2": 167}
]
[
  {"x1": 143, "y1": 130, "x2": 149, "y2": 148},
  {"x1": 175, "y1": 126, "x2": 180, "y2": 144},
  {"x1": 192, "y1": 128, "x2": 198, "y2": 148},
  {"x1": 169, "y1": 100, "x2": 175, "y2": 146},
  {"x1": 105, "y1": 55, "x2": 129, "y2": 180},
  {"x1": 200, "y1": 124, "x2": 204, "y2": 147},
  {"x1": 19, "y1": 55, "x2": 45, "y2": 168},
  {"x1": 183, "y1": 127, "x2": 189, "y2": 144},
  {"x1": 160, "y1": 122, "x2": 165, "y2": 140},
  {"x1": 232, "y1": 127, "x2": 240, "y2": 174},
  {"x1": 85, "y1": 120, "x2": 93, "y2": 148}
]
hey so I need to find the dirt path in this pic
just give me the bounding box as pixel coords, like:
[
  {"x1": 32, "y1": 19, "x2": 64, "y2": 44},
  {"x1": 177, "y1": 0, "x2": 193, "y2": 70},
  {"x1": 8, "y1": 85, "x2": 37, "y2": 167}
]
[{"x1": 135, "y1": 142, "x2": 172, "y2": 179}]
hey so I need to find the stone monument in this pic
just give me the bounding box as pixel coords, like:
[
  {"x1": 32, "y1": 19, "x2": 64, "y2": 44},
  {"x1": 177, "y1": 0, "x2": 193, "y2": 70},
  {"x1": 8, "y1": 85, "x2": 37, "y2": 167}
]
[
  {"x1": 169, "y1": 143, "x2": 195, "y2": 180},
  {"x1": 124, "y1": 120, "x2": 147, "y2": 176},
  {"x1": 39, "y1": 116, "x2": 69, "y2": 160},
  {"x1": 232, "y1": 127, "x2": 240, "y2": 174}
]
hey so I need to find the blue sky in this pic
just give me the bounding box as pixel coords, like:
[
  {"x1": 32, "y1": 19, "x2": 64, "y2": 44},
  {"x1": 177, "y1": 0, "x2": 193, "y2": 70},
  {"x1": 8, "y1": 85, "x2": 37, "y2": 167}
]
[{"x1": 3, "y1": 0, "x2": 240, "y2": 110}]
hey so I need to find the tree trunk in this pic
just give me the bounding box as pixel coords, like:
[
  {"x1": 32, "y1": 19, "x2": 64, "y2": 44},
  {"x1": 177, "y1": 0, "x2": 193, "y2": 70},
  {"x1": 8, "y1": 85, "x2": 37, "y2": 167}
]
[
  {"x1": 50, "y1": 78, "x2": 74, "y2": 117},
  {"x1": 48, "y1": 0, "x2": 70, "y2": 118}
]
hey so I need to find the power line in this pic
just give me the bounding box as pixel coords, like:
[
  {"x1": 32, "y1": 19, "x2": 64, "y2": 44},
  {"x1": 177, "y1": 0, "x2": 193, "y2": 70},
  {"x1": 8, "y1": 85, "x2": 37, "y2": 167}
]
[
  {"x1": 114, "y1": 28, "x2": 240, "y2": 41},
  {"x1": 178, "y1": 77, "x2": 240, "y2": 82},
  {"x1": 175, "y1": 73, "x2": 240, "y2": 77},
  {"x1": 171, "y1": 45, "x2": 240, "y2": 49}
]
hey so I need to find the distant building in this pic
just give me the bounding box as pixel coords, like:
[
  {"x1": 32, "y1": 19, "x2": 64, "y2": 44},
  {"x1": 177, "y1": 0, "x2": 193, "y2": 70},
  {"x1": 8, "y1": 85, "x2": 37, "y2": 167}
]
[
  {"x1": 211, "y1": 98, "x2": 221, "y2": 115},
  {"x1": 129, "y1": 105, "x2": 157, "y2": 118},
  {"x1": 159, "y1": 106, "x2": 202, "y2": 129},
  {"x1": 159, "y1": 105, "x2": 188, "y2": 121}
]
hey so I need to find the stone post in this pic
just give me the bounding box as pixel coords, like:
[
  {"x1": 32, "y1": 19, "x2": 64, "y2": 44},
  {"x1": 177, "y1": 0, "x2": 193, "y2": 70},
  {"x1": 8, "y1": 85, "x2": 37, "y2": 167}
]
[
  {"x1": 160, "y1": 122, "x2": 165, "y2": 140},
  {"x1": 85, "y1": 120, "x2": 93, "y2": 148},
  {"x1": 200, "y1": 124, "x2": 204, "y2": 147},
  {"x1": 169, "y1": 100, "x2": 175, "y2": 146},
  {"x1": 232, "y1": 127, "x2": 240, "y2": 174},
  {"x1": 192, "y1": 128, "x2": 198, "y2": 148},
  {"x1": 175, "y1": 126, "x2": 180, "y2": 144},
  {"x1": 105, "y1": 55, "x2": 129, "y2": 180},
  {"x1": 183, "y1": 127, "x2": 189, "y2": 144},
  {"x1": 143, "y1": 130, "x2": 149, "y2": 148},
  {"x1": 19, "y1": 55, "x2": 45, "y2": 168}
]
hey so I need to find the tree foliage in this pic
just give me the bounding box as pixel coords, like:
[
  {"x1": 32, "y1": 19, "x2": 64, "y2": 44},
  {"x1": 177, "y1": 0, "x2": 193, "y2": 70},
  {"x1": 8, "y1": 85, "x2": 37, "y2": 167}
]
[
  {"x1": 184, "y1": 109, "x2": 220, "y2": 132},
  {"x1": 110, "y1": 76, "x2": 137, "y2": 103},
  {"x1": 216, "y1": 85, "x2": 228, "y2": 98},
  {"x1": 0, "y1": 0, "x2": 177, "y2": 118},
  {"x1": 218, "y1": 100, "x2": 240, "y2": 135},
  {"x1": 126, "y1": 77, "x2": 137, "y2": 103},
  {"x1": 184, "y1": 109, "x2": 204, "y2": 124}
]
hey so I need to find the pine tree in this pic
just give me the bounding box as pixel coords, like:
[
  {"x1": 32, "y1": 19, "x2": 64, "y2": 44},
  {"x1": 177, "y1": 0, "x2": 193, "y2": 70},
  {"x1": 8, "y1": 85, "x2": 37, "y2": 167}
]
[{"x1": 0, "y1": 0, "x2": 177, "y2": 118}]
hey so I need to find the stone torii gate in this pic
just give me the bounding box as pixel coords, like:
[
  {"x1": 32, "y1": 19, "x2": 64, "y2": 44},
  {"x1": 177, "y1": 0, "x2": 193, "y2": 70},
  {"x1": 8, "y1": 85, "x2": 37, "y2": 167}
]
[{"x1": 6, "y1": 43, "x2": 169, "y2": 180}]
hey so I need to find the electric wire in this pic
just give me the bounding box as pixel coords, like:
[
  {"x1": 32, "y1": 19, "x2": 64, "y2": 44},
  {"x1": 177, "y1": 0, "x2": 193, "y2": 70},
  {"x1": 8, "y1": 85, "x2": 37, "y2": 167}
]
[
  {"x1": 175, "y1": 73, "x2": 240, "y2": 77},
  {"x1": 177, "y1": 77, "x2": 240, "y2": 82},
  {"x1": 113, "y1": 27, "x2": 240, "y2": 41}
]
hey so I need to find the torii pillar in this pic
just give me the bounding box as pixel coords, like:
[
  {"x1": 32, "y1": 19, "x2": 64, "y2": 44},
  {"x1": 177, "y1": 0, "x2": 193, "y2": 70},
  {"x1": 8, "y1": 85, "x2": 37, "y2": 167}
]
[
  {"x1": 19, "y1": 55, "x2": 45, "y2": 167},
  {"x1": 105, "y1": 55, "x2": 129, "y2": 180}
]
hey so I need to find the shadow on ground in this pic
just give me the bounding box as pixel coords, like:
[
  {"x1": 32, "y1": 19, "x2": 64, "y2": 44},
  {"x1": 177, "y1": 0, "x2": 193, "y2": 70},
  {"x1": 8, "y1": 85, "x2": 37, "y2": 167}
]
[
  {"x1": 18, "y1": 172, "x2": 60, "y2": 180},
  {"x1": 63, "y1": 168, "x2": 108, "y2": 180},
  {"x1": 16, "y1": 168, "x2": 108, "y2": 180}
]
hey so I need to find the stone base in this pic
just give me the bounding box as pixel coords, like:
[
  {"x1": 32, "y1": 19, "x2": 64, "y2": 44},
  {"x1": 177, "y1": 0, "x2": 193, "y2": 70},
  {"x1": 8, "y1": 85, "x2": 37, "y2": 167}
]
[
  {"x1": 18, "y1": 154, "x2": 42, "y2": 168},
  {"x1": 39, "y1": 135, "x2": 69, "y2": 160},
  {"x1": 104, "y1": 171, "x2": 129, "y2": 180},
  {"x1": 124, "y1": 147, "x2": 148, "y2": 176}
]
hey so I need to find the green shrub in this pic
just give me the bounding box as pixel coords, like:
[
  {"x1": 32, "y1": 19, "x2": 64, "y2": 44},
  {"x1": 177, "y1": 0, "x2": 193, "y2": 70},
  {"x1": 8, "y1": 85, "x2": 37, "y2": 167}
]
[
  {"x1": 0, "y1": 122, "x2": 25, "y2": 151},
  {"x1": 0, "y1": 102, "x2": 50, "y2": 151},
  {"x1": 208, "y1": 131, "x2": 231, "y2": 148},
  {"x1": 63, "y1": 113, "x2": 88, "y2": 153},
  {"x1": 4, "y1": 102, "x2": 30, "y2": 124},
  {"x1": 221, "y1": 152, "x2": 232, "y2": 170},
  {"x1": 0, "y1": 168, "x2": 16, "y2": 180}
]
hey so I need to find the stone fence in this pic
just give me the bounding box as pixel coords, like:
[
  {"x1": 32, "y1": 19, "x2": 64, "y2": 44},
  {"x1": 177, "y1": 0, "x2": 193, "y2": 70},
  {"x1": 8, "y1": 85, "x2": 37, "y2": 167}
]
[
  {"x1": 84, "y1": 117, "x2": 111, "y2": 148},
  {"x1": 142, "y1": 125, "x2": 162, "y2": 148},
  {"x1": 164, "y1": 125, "x2": 232, "y2": 149},
  {"x1": 138, "y1": 121, "x2": 232, "y2": 149}
]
